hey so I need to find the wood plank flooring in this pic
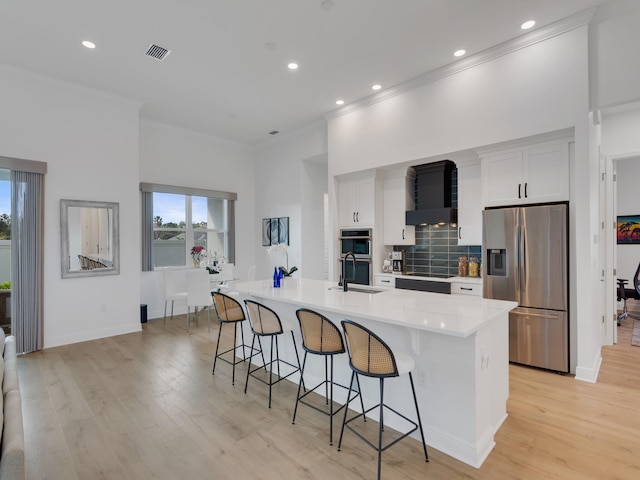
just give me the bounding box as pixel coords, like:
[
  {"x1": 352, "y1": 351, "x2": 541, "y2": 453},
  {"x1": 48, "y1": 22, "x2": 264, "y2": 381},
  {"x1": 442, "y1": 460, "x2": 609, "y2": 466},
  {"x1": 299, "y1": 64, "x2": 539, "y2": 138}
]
[{"x1": 17, "y1": 314, "x2": 640, "y2": 479}]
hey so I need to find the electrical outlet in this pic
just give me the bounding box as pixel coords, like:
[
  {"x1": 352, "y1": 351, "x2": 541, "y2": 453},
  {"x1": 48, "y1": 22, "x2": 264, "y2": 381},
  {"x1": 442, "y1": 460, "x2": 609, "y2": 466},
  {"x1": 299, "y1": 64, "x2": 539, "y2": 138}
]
[{"x1": 418, "y1": 369, "x2": 427, "y2": 386}]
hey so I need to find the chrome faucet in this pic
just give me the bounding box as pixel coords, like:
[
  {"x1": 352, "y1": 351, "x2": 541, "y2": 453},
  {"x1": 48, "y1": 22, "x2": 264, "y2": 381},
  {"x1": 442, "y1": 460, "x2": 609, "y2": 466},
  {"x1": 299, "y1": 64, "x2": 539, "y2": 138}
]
[{"x1": 342, "y1": 252, "x2": 357, "y2": 292}]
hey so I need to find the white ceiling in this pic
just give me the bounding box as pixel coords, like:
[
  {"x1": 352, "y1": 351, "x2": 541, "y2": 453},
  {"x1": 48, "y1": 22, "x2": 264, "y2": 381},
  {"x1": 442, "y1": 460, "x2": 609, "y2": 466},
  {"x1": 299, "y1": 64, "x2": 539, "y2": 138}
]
[{"x1": 0, "y1": 0, "x2": 612, "y2": 145}]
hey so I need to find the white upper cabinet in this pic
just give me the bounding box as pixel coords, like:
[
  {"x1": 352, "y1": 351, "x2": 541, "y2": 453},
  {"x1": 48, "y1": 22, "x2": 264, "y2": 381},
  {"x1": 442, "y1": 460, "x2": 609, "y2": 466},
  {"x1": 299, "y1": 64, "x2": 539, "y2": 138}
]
[
  {"x1": 481, "y1": 139, "x2": 570, "y2": 207},
  {"x1": 383, "y1": 173, "x2": 415, "y2": 246},
  {"x1": 338, "y1": 176, "x2": 375, "y2": 227},
  {"x1": 456, "y1": 163, "x2": 482, "y2": 245}
]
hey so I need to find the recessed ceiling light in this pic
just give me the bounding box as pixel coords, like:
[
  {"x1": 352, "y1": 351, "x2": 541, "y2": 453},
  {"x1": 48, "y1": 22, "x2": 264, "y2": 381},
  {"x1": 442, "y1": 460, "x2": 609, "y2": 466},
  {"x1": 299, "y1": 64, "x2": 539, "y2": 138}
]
[
  {"x1": 521, "y1": 20, "x2": 536, "y2": 30},
  {"x1": 372, "y1": 84, "x2": 381, "y2": 91},
  {"x1": 320, "y1": 0, "x2": 335, "y2": 10},
  {"x1": 288, "y1": 62, "x2": 298, "y2": 70},
  {"x1": 82, "y1": 40, "x2": 96, "y2": 49},
  {"x1": 454, "y1": 49, "x2": 466, "y2": 57},
  {"x1": 336, "y1": 100, "x2": 344, "y2": 105}
]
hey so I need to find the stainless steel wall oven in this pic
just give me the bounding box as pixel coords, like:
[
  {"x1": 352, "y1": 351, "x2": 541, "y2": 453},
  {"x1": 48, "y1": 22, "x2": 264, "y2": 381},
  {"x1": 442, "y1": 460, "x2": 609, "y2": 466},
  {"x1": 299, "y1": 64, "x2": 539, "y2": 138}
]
[{"x1": 339, "y1": 228, "x2": 372, "y2": 285}]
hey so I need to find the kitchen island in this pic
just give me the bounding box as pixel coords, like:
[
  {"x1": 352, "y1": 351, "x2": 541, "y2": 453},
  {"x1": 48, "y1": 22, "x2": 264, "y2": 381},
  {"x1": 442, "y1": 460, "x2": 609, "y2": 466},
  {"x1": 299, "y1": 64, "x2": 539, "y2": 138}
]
[{"x1": 228, "y1": 278, "x2": 517, "y2": 468}]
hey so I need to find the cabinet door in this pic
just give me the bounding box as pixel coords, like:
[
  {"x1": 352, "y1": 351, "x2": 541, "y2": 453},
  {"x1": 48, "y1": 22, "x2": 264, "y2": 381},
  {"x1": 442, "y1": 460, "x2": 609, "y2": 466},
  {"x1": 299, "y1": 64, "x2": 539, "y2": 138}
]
[
  {"x1": 482, "y1": 151, "x2": 524, "y2": 207},
  {"x1": 522, "y1": 142, "x2": 569, "y2": 203},
  {"x1": 354, "y1": 178, "x2": 375, "y2": 226},
  {"x1": 457, "y1": 164, "x2": 482, "y2": 245},
  {"x1": 338, "y1": 180, "x2": 358, "y2": 227},
  {"x1": 383, "y1": 176, "x2": 415, "y2": 245}
]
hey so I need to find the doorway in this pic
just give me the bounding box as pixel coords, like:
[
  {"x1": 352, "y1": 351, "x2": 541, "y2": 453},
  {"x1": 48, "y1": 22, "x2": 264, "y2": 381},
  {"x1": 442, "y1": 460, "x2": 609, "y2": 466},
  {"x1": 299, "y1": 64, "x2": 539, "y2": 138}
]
[{"x1": 603, "y1": 154, "x2": 640, "y2": 345}]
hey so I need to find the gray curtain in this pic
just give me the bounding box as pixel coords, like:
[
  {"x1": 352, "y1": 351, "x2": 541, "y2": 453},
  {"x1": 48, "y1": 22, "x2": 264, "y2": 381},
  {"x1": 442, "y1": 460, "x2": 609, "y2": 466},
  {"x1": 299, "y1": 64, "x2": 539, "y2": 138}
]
[
  {"x1": 11, "y1": 170, "x2": 44, "y2": 353},
  {"x1": 141, "y1": 191, "x2": 153, "y2": 271}
]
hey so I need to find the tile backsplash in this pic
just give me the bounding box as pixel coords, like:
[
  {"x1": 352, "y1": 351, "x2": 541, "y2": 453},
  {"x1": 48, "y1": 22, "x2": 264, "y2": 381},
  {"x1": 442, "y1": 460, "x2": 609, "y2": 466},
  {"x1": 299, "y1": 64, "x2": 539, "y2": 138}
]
[
  {"x1": 395, "y1": 225, "x2": 481, "y2": 278},
  {"x1": 392, "y1": 166, "x2": 481, "y2": 278}
]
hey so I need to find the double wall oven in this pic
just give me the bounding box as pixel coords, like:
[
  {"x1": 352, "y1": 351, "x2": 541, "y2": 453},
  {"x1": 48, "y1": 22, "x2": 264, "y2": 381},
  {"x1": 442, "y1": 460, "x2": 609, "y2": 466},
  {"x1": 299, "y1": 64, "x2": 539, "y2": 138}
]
[{"x1": 339, "y1": 228, "x2": 372, "y2": 285}]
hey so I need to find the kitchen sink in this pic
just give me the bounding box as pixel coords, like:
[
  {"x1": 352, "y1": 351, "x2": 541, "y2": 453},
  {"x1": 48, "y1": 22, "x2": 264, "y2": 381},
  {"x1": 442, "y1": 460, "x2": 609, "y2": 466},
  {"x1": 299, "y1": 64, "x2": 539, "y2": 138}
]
[{"x1": 328, "y1": 286, "x2": 386, "y2": 294}]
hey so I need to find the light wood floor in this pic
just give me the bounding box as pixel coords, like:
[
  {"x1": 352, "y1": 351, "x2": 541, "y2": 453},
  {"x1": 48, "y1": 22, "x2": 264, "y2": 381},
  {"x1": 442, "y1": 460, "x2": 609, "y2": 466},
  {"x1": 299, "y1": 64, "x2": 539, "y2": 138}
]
[{"x1": 17, "y1": 314, "x2": 640, "y2": 480}]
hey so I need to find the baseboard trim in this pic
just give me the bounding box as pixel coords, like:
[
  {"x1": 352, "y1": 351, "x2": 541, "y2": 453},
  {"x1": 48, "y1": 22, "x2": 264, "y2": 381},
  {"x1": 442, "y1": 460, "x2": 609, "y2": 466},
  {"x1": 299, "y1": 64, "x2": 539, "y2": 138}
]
[
  {"x1": 44, "y1": 323, "x2": 142, "y2": 349},
  {"x1": 574, "y1": 351, "x2": 602, "y2": 383}
]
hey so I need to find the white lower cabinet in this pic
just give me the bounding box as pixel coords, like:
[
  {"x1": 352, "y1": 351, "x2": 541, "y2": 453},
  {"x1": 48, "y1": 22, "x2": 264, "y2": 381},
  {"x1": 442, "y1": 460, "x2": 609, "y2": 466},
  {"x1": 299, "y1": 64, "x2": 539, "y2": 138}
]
[
  {"x1": 374, "y1": 274, "x2": 395, "y2": 287},
  {"x1": 451, "y1": 282, "x2": 482, "y2": 296}
]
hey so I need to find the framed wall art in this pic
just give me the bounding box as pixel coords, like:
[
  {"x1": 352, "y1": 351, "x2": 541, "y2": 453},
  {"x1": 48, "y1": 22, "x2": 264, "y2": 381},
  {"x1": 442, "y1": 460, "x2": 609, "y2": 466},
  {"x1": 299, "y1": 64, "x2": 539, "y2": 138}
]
[
  {"x1": 262, "y1": 217, "x2": 289, "y2": 246},
  {"x1": 617, "y1": 215, "x2": 640, "y2": 244}
]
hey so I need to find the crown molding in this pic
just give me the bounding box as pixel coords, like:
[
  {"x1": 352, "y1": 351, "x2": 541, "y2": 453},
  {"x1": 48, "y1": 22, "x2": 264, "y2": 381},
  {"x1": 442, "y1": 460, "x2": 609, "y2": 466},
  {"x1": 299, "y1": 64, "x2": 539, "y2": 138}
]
[{"x1": 324, "y1": 7, "x2": 597, "y2": 121}]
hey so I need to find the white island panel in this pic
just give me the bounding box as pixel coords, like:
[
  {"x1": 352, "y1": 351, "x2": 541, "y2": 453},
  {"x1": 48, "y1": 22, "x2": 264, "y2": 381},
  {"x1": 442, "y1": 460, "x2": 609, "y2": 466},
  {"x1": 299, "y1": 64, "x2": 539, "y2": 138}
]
[{"x1": 228, "y1": 278, "x2": 516, "y2": 468}]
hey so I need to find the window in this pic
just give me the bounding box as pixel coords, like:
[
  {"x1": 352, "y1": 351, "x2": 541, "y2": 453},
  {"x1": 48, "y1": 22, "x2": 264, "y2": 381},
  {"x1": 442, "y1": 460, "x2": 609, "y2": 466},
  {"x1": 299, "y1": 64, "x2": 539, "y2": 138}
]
[{"x1": 141, "y1": 183, "x2": 236, "y2": 270}]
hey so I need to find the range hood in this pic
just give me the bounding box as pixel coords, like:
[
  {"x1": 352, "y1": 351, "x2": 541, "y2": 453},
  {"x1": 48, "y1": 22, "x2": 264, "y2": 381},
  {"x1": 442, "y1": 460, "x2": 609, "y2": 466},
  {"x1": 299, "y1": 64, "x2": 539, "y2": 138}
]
[{"x1": 405, "y1": 160, "x2": 457, "y2": 225}]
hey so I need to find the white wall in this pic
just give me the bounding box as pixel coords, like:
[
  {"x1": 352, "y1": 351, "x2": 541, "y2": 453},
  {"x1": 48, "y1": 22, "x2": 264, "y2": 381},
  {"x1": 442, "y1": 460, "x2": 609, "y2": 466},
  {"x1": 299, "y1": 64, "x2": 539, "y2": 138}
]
[
  {"x1": 0, "y1": 65, "x2": 142, "y2": 347},
  {"x1": 592, "y1": 2, "x2": 640, "y2": 110},
  {"x1": 301, "y1": 157, "x2": 328, "y2": 280},
  {"x1": 253, "y1": 121, "x2": 328, "y2": 280},
  {"x1": 328, "y1": 28, "x2": 590, "y2": 177},
  {"x1": 138, "y1": 120, "x2": 256, "y2": 319},
  {"x1": 327, "y1": 27, "x2": 598, "y2": 377}
]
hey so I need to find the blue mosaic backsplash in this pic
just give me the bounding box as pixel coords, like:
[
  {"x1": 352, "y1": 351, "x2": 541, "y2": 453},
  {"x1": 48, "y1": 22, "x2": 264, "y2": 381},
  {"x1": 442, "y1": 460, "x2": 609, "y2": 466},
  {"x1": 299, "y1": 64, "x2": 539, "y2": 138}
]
[
  {"x1": 398, "y1": 167, "x2": 482, "y2": 278},
  {"x1": 395, "y1": 225, "x2": 482, "y2": 278}
]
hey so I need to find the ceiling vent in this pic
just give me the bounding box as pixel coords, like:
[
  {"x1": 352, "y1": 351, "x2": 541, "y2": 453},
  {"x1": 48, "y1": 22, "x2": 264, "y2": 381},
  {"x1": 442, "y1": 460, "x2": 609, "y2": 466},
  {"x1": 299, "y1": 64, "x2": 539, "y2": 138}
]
[{"x1": 145, "y1": 44, "x2": 171, "y2": 61}]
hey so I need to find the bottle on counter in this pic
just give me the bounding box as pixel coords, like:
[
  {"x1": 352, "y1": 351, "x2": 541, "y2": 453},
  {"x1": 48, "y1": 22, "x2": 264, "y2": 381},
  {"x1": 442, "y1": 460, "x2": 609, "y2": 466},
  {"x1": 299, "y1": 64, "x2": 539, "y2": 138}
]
[
  {"x1": 458, "y1": 257, "x2": 468, "y2": 277},
  {"x1": 469, "y1": 257, "x2": 479, "y2": 277},
  {"x1": 273, "y1": 267, "x2": 280, "y2": 288}
]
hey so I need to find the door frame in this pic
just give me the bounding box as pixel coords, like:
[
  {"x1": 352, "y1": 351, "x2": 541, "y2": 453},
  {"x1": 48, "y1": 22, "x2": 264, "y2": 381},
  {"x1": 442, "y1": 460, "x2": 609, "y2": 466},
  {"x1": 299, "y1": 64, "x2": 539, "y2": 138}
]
[{"x1": 603, "y1": 151, "x2": 640, "y2": 345}]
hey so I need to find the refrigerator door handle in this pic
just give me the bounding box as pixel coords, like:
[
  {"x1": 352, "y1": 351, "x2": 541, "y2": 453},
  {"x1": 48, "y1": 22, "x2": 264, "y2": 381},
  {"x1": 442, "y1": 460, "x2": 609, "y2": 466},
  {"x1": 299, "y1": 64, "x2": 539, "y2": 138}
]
[{"x1": 520, "y1": 224, "x2": 526, "y2": 292}]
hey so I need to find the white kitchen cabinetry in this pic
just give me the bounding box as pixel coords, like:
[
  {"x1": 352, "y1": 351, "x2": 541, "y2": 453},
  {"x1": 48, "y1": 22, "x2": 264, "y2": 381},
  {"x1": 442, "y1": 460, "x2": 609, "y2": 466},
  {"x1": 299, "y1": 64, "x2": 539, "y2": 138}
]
[
  {"x1": 338, "y1": 177, "x2": 375, "y2": 227},
  {"x1": 383, "y1": 174, "x2": 415, "y2": 246},
  {"x1": 374, "y1": 274, "x2": 395, "y2": 287},
  {"x1": 481, "y1": 140, "x2": 570, "y2": 207},
  {"x1": 456, "y1": 163, "x2": 482, "y2": 245},
  {"x1": 451, "y1": 281, "x2": 482, "y2": 296}
]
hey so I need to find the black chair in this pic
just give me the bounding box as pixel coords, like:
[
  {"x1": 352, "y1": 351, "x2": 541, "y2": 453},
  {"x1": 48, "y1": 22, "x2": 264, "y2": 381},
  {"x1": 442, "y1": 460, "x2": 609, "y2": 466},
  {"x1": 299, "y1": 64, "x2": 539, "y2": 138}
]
[
  {"x1": 616, "y1": 262, "x2": 640, "y2": 325},
  {"x1": 211, "y1": 292, "x2": 256, "y2": 385},
  {"x1": 243, "y1": 300, "x2": 302, "y2": 408},
  {"x1": 338, "y1": 320, "x2": 428, "y2": 480},
  {"x1": 291, "y1": 308, "x2": 365, "y2": 445}
]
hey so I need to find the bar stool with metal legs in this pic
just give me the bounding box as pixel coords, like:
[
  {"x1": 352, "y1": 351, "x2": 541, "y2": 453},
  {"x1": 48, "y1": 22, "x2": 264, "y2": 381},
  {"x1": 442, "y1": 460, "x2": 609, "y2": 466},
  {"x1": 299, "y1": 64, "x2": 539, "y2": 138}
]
[
  {"x1": 243, "y1": 299, "x2": 302, "y2": 408},
  {"x1": 338, "y1": 319, "x2": 429, "y2": 480},
  {"x1": 291, "y1": 308, "x2": 366, "y2": 445},
  {"x1": 211, "y1": 292, "x2": 258, "y2": 385}
]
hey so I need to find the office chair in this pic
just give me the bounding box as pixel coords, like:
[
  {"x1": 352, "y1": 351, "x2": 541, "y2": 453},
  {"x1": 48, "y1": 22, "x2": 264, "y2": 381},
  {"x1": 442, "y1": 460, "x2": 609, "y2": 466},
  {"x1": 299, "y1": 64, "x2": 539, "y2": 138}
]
[{"x1": 616, "y1": 261, "x2": 640, "y2": 325}]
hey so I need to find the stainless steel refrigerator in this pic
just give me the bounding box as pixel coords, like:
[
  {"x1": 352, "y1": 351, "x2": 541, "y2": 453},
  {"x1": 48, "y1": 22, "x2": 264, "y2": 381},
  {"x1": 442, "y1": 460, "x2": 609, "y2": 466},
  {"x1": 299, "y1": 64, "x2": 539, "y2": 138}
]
[{"x1": 483, "y1": 203, "x2": 569, "y2": 372}]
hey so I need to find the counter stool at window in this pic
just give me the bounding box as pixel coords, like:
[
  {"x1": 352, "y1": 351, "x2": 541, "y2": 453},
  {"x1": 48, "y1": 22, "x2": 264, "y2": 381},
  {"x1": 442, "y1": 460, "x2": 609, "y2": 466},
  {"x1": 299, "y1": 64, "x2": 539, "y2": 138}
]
[
  {"x1": 338, "y1": 320, "x2": 428, "y2": 480},
  {"x1": 212, "y1": 292, "x2": 259, "y2": 385},
  {"x1": 292, "y1": 308, "x2": 366, "y2": 445},
  {"x1": 244, "y1": 300, "x2": 303, "y2": 408}
]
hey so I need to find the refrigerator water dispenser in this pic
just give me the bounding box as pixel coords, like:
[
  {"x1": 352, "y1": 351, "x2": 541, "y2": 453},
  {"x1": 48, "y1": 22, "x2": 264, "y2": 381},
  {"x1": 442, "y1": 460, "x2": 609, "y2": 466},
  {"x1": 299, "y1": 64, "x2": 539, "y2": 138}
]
[{"x1": 487, "y1": 249, "x2": 506, "y2": 276}]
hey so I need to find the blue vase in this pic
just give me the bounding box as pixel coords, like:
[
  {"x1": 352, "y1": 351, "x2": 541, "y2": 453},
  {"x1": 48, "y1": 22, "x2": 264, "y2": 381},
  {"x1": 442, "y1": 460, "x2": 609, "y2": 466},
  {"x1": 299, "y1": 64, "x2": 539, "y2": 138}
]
[{"x1": 273, "y1": 267, "x2": 280, "y2": 288}]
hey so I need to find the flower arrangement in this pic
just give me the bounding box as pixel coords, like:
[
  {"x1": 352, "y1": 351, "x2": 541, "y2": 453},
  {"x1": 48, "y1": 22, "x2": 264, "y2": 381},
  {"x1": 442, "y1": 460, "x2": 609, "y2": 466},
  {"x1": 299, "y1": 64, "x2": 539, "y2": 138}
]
[
  {"x1": 190, "y1": 245, "x2": 205, "y2": 261},
  {"x1": 267, "y1": 243, "x2": 298, "y2": 276}
]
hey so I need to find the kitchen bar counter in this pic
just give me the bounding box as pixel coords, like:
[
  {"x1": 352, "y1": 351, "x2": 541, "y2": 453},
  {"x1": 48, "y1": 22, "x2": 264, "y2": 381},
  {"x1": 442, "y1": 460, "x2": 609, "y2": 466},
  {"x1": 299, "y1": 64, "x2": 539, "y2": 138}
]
[
  {"x1": 229, "y1": 278, "x2": 517, "y2": 468},
  {"x1": 231, "y1": 278, "x2": 506, "y2": 337}
]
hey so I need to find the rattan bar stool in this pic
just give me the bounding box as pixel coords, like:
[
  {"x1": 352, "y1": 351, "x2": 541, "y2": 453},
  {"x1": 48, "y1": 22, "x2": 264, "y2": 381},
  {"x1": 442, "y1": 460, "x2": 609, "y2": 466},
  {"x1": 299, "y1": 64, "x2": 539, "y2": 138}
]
[
  {"x1": 292, "y1": 308, "x2": 366, "y2": 445},
  {"x1": 244, "y1": 299, "x2": 303, "y2": 408},
  {"x1": 338, "y1": 320, "x2": 428, "y2": 480},
  {"x1": 211, "y1": 292, "x2": 259, "y2": 385}
]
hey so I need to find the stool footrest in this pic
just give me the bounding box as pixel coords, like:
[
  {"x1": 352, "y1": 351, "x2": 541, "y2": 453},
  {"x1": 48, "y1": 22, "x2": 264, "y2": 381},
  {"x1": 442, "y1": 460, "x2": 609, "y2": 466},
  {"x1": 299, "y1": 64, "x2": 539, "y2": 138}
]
[
  {"x1": 215, "y1": 343, "x2": 259, "y2": 367},
  {"x1": 343, "y1": 402, "x2": 419, "y2": 453}
]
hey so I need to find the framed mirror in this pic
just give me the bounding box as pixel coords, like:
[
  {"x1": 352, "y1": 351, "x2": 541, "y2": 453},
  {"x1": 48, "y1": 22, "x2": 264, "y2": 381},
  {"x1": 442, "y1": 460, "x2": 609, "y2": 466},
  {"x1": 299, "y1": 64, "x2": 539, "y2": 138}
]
[{"x1": 60, "y1": 199, "x2": 120, "y2": 278}]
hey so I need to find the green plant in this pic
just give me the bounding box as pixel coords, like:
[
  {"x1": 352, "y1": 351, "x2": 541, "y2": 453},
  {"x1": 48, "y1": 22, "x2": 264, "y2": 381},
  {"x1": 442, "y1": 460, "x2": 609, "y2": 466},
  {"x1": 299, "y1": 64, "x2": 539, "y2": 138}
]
[{"x1": 0, "y1": 281, "x2": 11, "y2": 290}]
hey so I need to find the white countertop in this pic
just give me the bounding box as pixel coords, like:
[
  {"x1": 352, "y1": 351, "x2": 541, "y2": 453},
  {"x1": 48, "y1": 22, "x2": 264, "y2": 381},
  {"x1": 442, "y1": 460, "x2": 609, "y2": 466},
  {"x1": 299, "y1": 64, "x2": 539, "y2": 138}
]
[{"x1": 229, "y1": 278, "x2": 515, "y2": 338}]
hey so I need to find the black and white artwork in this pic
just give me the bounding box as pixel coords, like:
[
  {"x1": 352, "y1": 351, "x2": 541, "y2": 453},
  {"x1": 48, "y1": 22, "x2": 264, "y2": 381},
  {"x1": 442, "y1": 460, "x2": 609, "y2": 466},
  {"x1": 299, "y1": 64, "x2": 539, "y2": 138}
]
[{"x1": 262, "y1": 216, "x2": 289, "y2": 246}]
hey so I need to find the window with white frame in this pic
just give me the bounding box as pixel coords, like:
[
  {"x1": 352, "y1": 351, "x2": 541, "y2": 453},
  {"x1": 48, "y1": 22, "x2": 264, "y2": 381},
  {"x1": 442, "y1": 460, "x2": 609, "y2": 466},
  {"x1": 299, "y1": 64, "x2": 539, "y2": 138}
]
[{"x1": 140, "y1": 183, "x2": 236, "y2": 270}]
